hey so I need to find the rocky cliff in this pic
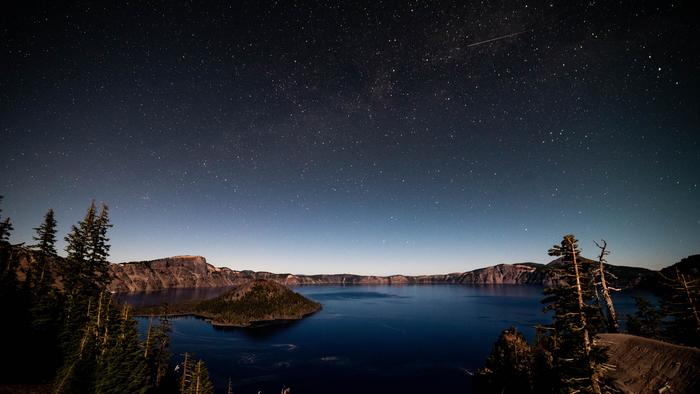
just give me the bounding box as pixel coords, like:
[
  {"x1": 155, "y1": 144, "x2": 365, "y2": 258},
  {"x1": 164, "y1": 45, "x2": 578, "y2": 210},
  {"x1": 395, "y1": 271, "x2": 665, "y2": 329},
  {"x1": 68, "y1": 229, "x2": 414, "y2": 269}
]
[
  {"x1": 107, "y1": 255, "x2": 656, "y2": 293},
  {"x1": 108, "y1": 255, "x2": 243, "y2": 292}
]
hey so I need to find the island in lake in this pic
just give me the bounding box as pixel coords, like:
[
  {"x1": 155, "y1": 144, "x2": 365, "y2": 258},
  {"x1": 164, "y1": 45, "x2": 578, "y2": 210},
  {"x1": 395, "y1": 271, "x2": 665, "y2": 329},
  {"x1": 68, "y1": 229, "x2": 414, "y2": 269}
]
[{"x1": 136, "y1": 279, "x2": 321, "y2": 327}]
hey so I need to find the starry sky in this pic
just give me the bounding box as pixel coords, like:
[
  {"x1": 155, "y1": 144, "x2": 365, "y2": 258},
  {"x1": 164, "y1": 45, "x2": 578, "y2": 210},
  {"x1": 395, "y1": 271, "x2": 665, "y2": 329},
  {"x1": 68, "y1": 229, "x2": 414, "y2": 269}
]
[{"x1": 1, "y1": 1, "x2": 698, "y2": 275}]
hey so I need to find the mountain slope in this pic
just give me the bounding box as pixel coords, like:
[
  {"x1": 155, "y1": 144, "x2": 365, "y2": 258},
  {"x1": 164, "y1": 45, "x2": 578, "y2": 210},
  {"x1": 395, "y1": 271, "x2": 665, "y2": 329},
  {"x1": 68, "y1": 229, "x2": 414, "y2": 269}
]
[
  {"x1": 107, "y1": 255, "x2": 658, "y2": 292},
  {"x1": 598, "y1": 333, "x2": 700, "y2": 393}
]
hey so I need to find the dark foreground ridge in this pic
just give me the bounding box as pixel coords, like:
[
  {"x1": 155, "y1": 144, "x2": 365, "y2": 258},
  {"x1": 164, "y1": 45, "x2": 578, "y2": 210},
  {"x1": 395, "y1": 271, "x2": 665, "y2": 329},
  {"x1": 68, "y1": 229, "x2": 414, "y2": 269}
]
[
  {"x1": 135, "y1": 279, "x2": 321, "y2": 327},
  {"x1": 105, "y1": 254, "x2": 665, "y2": 292},
  {"x1": 598, "y1": 333, "x2": 700, "y2": 393}
]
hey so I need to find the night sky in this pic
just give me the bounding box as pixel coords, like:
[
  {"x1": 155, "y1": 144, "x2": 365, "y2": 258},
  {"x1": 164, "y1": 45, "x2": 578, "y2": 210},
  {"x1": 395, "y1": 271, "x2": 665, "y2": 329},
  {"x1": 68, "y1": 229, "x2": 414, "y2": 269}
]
[{"x1": 2, "y1": 1, "x2": 698, "y2": 275}]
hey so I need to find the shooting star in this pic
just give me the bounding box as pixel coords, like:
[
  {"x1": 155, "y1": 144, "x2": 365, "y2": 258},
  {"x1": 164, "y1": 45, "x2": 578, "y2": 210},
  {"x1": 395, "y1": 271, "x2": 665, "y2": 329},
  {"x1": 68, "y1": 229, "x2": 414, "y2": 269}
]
[{"x1": 466, "y1": 29, "x2": 531, "y2": 47}]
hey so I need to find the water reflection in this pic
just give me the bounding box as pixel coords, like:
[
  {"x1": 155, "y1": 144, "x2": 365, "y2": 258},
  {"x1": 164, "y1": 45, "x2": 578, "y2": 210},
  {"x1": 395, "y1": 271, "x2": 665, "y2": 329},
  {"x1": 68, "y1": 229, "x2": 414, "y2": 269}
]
[{"x1": 128, "y1": 285, "x2": 651, "y2": 394}]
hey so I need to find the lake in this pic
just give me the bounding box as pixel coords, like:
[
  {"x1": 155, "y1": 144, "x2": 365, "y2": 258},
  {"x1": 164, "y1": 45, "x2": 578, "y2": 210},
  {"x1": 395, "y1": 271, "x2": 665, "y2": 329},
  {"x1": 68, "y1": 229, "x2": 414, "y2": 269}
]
[{"x1": 123, "y1": 285, "x2": 649, "y2": 394}]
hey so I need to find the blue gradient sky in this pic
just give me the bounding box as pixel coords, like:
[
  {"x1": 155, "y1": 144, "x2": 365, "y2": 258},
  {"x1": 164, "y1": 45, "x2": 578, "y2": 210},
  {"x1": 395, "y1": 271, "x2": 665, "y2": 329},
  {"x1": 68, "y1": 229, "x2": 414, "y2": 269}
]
[{"x1": 2, "y1": 1, "x2": 698, "y2": 274}]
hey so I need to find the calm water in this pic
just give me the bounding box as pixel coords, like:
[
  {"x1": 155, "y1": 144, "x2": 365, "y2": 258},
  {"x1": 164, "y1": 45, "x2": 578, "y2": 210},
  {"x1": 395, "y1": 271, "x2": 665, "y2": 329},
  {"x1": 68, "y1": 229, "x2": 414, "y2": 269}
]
[{"x1": 123, "y1": 285, "x2": 648, "y2": 394}]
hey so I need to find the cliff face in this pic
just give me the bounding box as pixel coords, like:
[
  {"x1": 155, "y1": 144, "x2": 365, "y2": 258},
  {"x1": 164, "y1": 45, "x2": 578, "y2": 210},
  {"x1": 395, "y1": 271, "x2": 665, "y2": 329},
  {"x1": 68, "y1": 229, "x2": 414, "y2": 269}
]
[
  {"x1": 108, "y1": 256, "x2": 242, "y2": 292},
  {"x1": 457, "y1": 263, "x2": 553, "y2": 285},
  {"x1": 107, "y1": 256, "x2": 655, "y2": 293}
]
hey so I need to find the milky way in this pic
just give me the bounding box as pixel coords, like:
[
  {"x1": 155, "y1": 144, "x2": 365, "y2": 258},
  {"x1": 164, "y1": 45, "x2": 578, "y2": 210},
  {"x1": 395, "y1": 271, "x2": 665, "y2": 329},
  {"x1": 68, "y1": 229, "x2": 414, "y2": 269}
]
[{"x1": 1, "y1": 1, "x2": 698, "y2": 274}]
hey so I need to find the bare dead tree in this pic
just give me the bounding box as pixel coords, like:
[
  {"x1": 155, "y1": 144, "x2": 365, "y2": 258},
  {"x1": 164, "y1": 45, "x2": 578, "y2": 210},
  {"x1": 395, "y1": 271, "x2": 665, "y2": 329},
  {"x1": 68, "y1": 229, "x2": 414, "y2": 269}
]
[
  {"x1": 144, "y1": 316, "x2": 153, "y2": 358},
  {"x1": 594, "y1": 240, "x2": 619, "y2": 333},
  {"x1": 658, "y1": 267, "x2": 700, "y2": 346},
  {"x1": 194, "y1": 360, "x2": 202, "y2": 394},
  {"x1": 180, "y1": 352, "x2": 190, "y2": 394},
  {"x1": 664, "y1": 268, "x2": 700, "y2": 331},
  {"x1": 678, "y1": 270, "x2": 700, "y2": 331},
  {"x1": 569, "y1": 241, "x2": 602, "y2": 394}
]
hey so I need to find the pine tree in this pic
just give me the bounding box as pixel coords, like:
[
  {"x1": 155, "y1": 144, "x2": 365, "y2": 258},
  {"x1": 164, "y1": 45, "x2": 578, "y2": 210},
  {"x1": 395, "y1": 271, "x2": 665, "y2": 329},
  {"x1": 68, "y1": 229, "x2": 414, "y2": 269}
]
[
  {"x1": 0, "y1": 197, "x2": 31, "y2": 384},
  {"x1": 191, "y1": 360, "x2": 215, "y2": 394},
  {"x1": 542, "y1": 235, "x2": 606, "y2": 394},
  {"x1": 62, "y1": 201, "x2": 112, "y2": 300},
  {"x1": 179, "y1": 354, "x2": 215, "y2": 394},
  {"x1": 659, "y1": 267, "x2": 700, "y2": 346},
  {"x1": 56, "y1": 202, "x2": 125, "y2": 392},
  {"x1": 0, "y1": 196, "x2": 15, "y2": 279},
  {"x1": 32, "y1": 208, "x2": 58, "y2": 286},
  {"x1": 25, "y1": 209, "x2": 65, "y2": 381},
  {"x1": 0, "y1": 196, "x2": 12, "y2": 245},
  {"x1": 474, "y1": 327, "x2": 534, "y2": 393},
  {"x1": 144, "y1": 307, "x2": 175, "y2": 391},
  {"x1": 55, "y1": 293, "x2": 151, "y2": 393},
  {"x1": 60, "y1": 202, "x2": 101, "y2": 370},
  {"x1": 0, "y1": 215, "x2": 12, "y2": 278},
  {"x1": 153, "y1": 312, "x2": 173, "y2": 388},
  {"x1": 62, "y1": 202, "x2": 94, "y2": 298},
  {"x1": 94, "y1": 302, "x2": 150, "y2": 394},
  {"x1": 531, "y1": 327, "x2": 557, "y2": 394},
  {"x1": 34, "y1": 208, "x2": 58, "y2": 254},
  {"x1": 54, "y1": 299, "x2": 99, "y2": 393},
  {"x1": 626, "y1": 297, "x2": 662, "y2": 339},
  {"x1": 87, "y1": 203, "x2": 112, "y2": 292}
]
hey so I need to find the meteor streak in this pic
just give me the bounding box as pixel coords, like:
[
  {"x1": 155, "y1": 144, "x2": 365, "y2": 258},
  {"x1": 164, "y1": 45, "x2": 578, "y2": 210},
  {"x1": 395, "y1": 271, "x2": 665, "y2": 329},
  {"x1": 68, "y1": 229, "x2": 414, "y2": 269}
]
[{"x1": 466, "y1": 30, "x2": 531, "y2": 47}]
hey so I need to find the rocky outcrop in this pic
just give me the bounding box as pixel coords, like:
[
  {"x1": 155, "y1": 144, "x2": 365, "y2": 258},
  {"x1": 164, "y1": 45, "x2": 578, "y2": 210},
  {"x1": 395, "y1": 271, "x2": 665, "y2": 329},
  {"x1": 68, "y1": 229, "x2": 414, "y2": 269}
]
[
  {"x1": 456, "y1": 263, "x2": 552, "y2": 285},
  {"x1": 107, "y1": 255, "x2": 656, "y2": 293}
]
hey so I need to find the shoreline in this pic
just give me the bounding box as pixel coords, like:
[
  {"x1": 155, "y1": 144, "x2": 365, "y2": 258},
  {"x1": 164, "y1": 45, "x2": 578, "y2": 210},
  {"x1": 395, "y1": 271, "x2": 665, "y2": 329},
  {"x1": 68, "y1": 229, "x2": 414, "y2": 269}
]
[
  {"x1": 133, "y1": 305, "x2": 322, "y2": 327},
  {"x1": 115, "y1": 282, "x2": 547, "y2": 295}
]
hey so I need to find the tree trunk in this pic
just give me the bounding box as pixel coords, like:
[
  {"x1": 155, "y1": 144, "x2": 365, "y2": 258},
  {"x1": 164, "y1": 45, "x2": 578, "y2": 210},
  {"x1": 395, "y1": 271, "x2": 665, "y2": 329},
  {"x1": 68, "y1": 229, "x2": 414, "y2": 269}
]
[
  {"x1": 678, "y1": 269, "x2": 700, "y2": 330},
  {"x1": 595, "y1": 240, "x2": 619, "y2": 333},
  {"x1": 180, "y1": 353, "x2": 189, "y2": 394},
  {"x1": 144, "y1": 317, "x2": 152, "y2": 358},
  {"x1": 570, "y1": 242, "x2": 601, "y2": 394},
  {"x1": 195, "y1": 361, "x2": 202, "y2": 394}
]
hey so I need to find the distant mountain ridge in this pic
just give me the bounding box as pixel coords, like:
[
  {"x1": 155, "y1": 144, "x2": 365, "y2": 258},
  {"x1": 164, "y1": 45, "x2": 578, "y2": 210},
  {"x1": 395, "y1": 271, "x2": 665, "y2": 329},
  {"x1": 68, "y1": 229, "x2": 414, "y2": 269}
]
[{"x1": 106, "y1": 254, "x2": 661, "y2": 293}]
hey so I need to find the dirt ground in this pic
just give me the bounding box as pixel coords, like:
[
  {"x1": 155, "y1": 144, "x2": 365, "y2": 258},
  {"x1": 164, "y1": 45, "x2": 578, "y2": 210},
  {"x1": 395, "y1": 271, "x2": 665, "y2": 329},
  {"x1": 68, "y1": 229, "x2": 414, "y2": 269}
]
[{"x1": 597, "y1": 333, "x2": 699, "y2": 393}]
